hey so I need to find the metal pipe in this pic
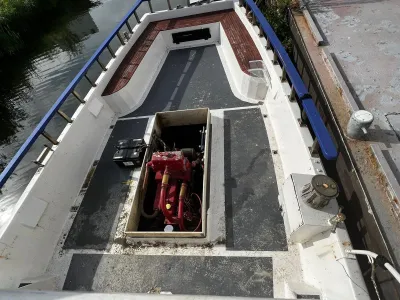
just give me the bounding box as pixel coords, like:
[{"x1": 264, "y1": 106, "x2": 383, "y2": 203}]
[
  {"x1": 44, "y1": 144, "x2": 53, "y2": 151},
  {"x1": 96, "y1": 58, "x2": 107, "y2": 71},
  {"x1": 289, "y1": 86, "x2": 295, "y2": 102},
  {"x1": 72, "y1": 90, "x2": 85, "y2": 103},
  {"x1": 57, "y1": 110, "x2": 72, "y2": 123},
  {"x1": 200, "y1": 126, "x2": 206, "y2": 152},
  {"x1": 309, "y1": 138, "x2": 320, "y2": 156},
  {"x1": 273, "y1": 50, "x2": 278, "y2": 64},
  {"x1": 107, "y1": 45, "x2": 116, "y2": 58},
  {"x1": 258, "y1": 27, "x2": 264, "y2": 38},
  {"x1": 126, "y1": 21, "x2": 133, "y2": 33},
  {"x1": 85, "y1": 74, "x2": 97, "y2": 87},
  {"x1": 301, "y1": 109, "x2": 307, "y2": 122},
  {"x1": 42, "y1": 131, "x2": 59, "y2": 145},
  {"x1": 148, "y1": 0, "x2": 154, "y2": 13},
  {"x1": 251, "y1": 13, "x2": 257, "y2": 25},
  {"x1": 159, "y1": 167, "x2": 174, "y2": 222},
  {"x1": 281, "y1": 67, "x2": 287, "y2": 82},
  {"x1": 34, "y1": 145, "x2": 53, "y2": 167},
  {"x1": 117, "y1": 32, "x2": 125, "y2": 45},
  {"x1": 167, "y1": 0, "x2": 172, "y2": 10},
  {"x1": 134, "y1": 11, "x2": 141, "y2": 23},
  {"x1": 266, "y1": 37, "x2": 271, "y2": 49},
  {"x1": 178, "y1": 183, "x2": 188, "y2": 231}
]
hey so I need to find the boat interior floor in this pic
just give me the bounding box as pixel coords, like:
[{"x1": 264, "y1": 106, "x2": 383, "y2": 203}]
[
  {"x1": 122, "y1": 45, "x2": 254, "y2": 118},
  {"x1": 55, "y1": 46, "x2": 292, "y2": 298}
]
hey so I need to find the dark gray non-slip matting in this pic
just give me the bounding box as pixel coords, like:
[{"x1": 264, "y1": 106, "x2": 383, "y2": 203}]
[
  {"x1": 63, "y1": 254, "x2": 273, "y2": 297},
  {"x1": 64, "y1": 118, "x2": 148, "y2": 250},
  {"x1": 224, "y1": 108, "x2": 287, "y2": 251},
  {"x1": 122, "y1": 45, "x2": 253, "y2": 118}
]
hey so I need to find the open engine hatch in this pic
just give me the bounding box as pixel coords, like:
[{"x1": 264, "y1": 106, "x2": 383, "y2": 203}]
[{"x1": 125, "y1": 108, "x2": 210, "y2": 242}]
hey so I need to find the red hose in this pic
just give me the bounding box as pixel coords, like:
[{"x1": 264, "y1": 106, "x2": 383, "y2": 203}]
[
  {"x1": 141, "y1": 164, "x2": 159, "y2": 219},
  {"x1": 180, "y1": 192, "x2": 202, "y2": 232},
  {"x1": 192, "y1": 193, "x2": 202, "y2": 232},
  {"x1": 142, "y1": 165, "x2": 150, "y2": 190}
]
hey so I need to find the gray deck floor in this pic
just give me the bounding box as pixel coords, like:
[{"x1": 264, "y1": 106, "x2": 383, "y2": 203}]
[
  {"x1": 64, "y1": 118, "x2": 148, "y2": 250},
  {"x1": 64, "y1": 46, "x2": 287, "y2": 252},
  {"x1": 122, "y1": 46, "x2": 253, "y2": 118},
  {"x1": 224, "y1": 108, "x2": 287, "y2": 251},
  {"x1": 62, "y1": 47, "x2": 287, "y2": 295},
  {"x1": 63, "y1": 254, "x2": 273, "y2": 297}
]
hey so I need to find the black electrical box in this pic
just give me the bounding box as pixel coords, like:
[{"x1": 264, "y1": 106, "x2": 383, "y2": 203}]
[{"x1": 113, "y1": 138, "x2": 146, "y2": 167}]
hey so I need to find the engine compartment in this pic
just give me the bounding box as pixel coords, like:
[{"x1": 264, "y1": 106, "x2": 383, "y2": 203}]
[
  {"x1": 139, "y1": 124, "x2": 205, "y2": 232},
  {"x1": 124, "y1": 108, "x2": 210, "y2": 240}
]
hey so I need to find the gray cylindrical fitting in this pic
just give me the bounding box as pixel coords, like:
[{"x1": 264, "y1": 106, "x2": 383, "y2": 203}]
[
  {"x1": 301, "y1": 174, "x2": 339, "y2": 209},
  {"x1": 346, "y1": 110, "x2": 374, "y2": 139}
]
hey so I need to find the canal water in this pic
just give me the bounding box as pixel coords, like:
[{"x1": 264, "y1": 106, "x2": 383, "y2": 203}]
[{"x1": 0, "y1": 0, "x2": 185, "y2": 229}]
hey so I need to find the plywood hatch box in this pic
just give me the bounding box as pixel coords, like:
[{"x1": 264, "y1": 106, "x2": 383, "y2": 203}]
[{"x1": 125, "y1": 108, "x2": 210, "y2": 240}]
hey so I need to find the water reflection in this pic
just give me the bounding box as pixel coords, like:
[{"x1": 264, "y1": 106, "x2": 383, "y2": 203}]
[
  {"x1": 0, "y1": 1, "x2": 98, "y2": 147},
  {"x1": 0, "y1": 0, "x2": 188, "y2": 229},
  {"x1": 0, "y1": 0, "x2": 140, "y2": 228}
]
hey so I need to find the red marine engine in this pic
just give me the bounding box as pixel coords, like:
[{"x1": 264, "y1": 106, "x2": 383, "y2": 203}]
[{"x1": 144, "y1": 150, "x2": 201, "y2": 231}]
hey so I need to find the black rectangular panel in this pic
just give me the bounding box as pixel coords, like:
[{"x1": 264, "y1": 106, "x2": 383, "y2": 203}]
[{"x1": 172, "y1": 28, "x2": 211, "y2": 44}]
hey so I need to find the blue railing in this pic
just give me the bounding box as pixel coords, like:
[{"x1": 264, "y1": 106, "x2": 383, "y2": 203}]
[
  {"x1": 0, "y1": 0, "x2": 337, "y2": 190},
  {"x1": 241, "y1": 0, "x2": 337, "y2": 160}
]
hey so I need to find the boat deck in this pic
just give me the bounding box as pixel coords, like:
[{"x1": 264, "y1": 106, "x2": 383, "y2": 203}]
[
  {"x1": 103, "y1": 9, "x2": 262, "y2": 95},
  {"x1": 0, "y1": 0, "x2": 370, "y2": 297},
  {"x1": 64, "y1": 255, "x2": 274, "y2": 296},
  {"x1": 122, "y1": 46, "x2": 254, "y2": 118},
  {"x1": 63, "y1": 118, "x2": 148, "y2": 250},
  {"x1": 58, "y1": 46, "x2": 290, "y2": 297}
]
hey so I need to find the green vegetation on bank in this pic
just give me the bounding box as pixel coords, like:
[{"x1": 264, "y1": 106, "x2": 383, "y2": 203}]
[
  {"x1": 259, "y1": 0, "x2": 297, "y2": 55},
  {"x1": 0, "y1": 0, "x2": 98, "y2": 57}
]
